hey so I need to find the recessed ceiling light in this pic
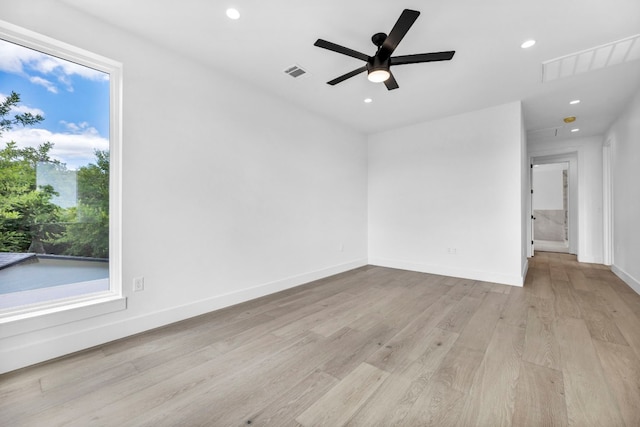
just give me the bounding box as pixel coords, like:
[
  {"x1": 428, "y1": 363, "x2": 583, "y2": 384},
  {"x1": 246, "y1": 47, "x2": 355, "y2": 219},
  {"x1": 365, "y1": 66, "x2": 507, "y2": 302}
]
[
  {"x1": 364, "y1": 98, "x2": 373, "y2": 104},
  {"x1": 521, "y1": 40, "x2": 536, "y2": 49},
  {"x1": 569, "y1": 99, "x2": 581, "y2": 105},
  {"x1": 571, "y1": 128, "x2": 580, "y2": 133},
  {"x1": 226, "y1": 8, "x2": 240, "y2": 20}
]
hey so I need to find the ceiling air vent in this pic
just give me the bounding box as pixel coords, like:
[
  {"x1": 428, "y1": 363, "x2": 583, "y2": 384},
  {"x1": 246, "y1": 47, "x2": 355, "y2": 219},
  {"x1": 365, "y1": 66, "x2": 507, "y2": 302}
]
[
  {"x1": 542, "y1": 34, "x2": 640, "y2": 82},
  {"x1": 527, "y1": 126, "x2": 563, "y2": 140},
  {"x1": 284, "y1": 64, "x2": 308, "y2": 78}
]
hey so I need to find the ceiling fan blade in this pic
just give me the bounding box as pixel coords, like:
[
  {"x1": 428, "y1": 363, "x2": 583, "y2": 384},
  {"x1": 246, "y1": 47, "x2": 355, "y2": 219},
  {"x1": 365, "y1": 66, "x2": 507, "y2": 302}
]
[
  {"x1": 378, "y1": 9, "x2": 420, "y2": 60},
  {"x1": 391, "y1": 51, "x2": 456, "y2": 66},
  {"x1": 314, "y1": 39, "x2": 370, "y2": 62},
  {"x1": 384, "y1": 72, "x2": 399, "y2": 90},
  {"x1": 327, "y1": 66, "x2": 368, "y2": 85}
]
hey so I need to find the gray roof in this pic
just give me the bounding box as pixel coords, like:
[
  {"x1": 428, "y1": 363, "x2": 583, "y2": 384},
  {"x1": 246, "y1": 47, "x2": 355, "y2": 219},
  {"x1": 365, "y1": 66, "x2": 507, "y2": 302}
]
[{"x1": 0, "y1": 253, "x2": 36, "y2": 270}]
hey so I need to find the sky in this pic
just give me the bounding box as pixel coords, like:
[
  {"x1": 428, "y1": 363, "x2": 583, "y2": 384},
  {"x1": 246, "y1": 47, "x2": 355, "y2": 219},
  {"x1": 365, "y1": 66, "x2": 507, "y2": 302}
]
[{"x1": 0, "y1": 38, "x2": 110, "y2": 170}]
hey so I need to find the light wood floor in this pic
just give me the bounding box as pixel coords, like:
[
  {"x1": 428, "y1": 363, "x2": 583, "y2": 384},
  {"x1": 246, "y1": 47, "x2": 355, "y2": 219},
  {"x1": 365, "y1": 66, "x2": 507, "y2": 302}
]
[{"x1": 2, "y1": 252, "x2": 640, "y2": 426}]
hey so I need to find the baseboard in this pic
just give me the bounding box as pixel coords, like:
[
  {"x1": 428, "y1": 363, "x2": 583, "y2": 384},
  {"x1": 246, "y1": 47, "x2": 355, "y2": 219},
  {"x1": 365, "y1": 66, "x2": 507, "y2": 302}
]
[
  {"x1": 368, "y1": 257, "x2": 524, "y2": 287},
  {"x1": 577, "y1": 254, "x2": 603, "y2": 264},
  {"x1": 611, "y1": 264, "x2": 640, "y2": 295},
  {"x1": 0, "y1": 258, "x2": 368, "y2": 374}
]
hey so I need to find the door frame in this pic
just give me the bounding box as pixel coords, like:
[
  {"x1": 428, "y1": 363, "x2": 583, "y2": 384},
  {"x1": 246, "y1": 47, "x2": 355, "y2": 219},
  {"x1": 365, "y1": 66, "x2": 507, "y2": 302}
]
[
  {"x1": 529, "y1": 153, "x2": 578, "y2": 257},
  {"x1": 603, "y1": 139, "x2": 613, "y2": 265}
]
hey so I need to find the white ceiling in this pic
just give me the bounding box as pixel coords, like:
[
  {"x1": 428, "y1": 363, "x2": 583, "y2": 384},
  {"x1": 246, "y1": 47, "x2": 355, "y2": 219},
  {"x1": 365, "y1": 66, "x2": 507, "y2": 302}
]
[{"x1": 61, "y1": 0, "x2": 640, "y2": 140}]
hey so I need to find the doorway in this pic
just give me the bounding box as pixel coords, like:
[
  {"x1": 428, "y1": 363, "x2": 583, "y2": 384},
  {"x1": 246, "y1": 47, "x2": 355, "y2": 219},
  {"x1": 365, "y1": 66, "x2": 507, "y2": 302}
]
[
  {"x1": 532, "y1": 163, "x2": 569, "y2": 253},
  {"x1": 529, "y1": 152, "x2": 578, "y2": 257}
]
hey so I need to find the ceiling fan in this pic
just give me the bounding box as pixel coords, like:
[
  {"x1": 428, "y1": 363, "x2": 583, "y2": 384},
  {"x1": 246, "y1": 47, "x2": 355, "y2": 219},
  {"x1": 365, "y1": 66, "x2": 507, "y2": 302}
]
[{"x1": 314, "y1": 9, "x2": 455, "y2": 90}]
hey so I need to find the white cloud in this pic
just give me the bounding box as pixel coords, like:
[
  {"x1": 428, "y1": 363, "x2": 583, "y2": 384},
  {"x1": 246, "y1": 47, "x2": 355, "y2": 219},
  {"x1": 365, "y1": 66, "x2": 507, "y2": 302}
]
[
  {"x1": 1, "y1": 127, "x2": 109, "y2": 170},
  {"x1": 0, "y1": 39, "x2": 109, "y2": 93},
  {"x1": 29, "y1": 76, "x2": 58, "y2": 93},
  {"x1": 60, "y1": 120, "x2": 99, "y2": 136}
]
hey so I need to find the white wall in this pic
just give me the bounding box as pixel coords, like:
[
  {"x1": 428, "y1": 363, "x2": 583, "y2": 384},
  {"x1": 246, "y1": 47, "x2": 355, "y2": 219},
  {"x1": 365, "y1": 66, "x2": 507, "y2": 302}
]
[
  {"x1": 1, "y1": 1, "x2": 368, "y2": 372},
  {"x1": 368, "y1": 102, "x2": 526, "y2": 286},
  {"x1": 606, "y1": 88, "x2": 640, "y2": 293},
  {"x1": 528, "y1": 136, "x2": 604, "y2": 263},
  {"x1": 533, "y1": 167, "x2": 565, "y2": 210}
]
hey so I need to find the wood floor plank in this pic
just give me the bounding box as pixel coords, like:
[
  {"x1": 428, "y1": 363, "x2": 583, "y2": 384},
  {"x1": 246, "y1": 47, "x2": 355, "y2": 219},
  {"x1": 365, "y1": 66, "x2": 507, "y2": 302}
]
[
  {"x1": 592, "y1": 282, "x2": 638, "y2": 319},
  {"x1": 593, "y1": 339, "x2": 640, "y2": 427},
  {"x1": 531, "y1": 265, "x2": 554, "y2": 299},
  {"x1": 566, "y1": 267, "x2": 591, "y2": 292},
  {"x1": 454, "y1": 291, "x2": 508, "y2": 352},
  {"x1": 550, "y1": 265, "x2": 570, "y2": 282},
  {"x1": 512, "y1": 361, "x2": 568, "y2": 427},
  {"x1": 1, "y1": 362, "x2": 139, "y2": 426},
  {"x1": 210, "y1": 295, "x2": 332, "y2": 354},
  {"x1": 457, "y1": 320, "x2": 525, "y2": 427},
  {"x1": 430, "y1": 343, "x2": 485, "y2": 394},
  {"x1": 349, "y1": 328, "x2": 459, "y2": 426},
  {"x1": 575, "y1": 290, "x2": 629, "y2": 345},
  {"x1": 125, "y1": 333, "x2": 330, "y2": 427},
  {"x1": 612, "y1": 311, "x2": 640, "y2": 362},
  {"x1": 317, "y1": 323, "x2": 397, "y2": 380},
  {"x1": 345, "y1": 374, "x2": 415, "y2": 426},
  {"x1": 20, "y1": 344, "x2": 223, "y2": 426},
  {"x1": 522, "y1": 298, "x2": 560, "y2": 370},
  {"x1": 295, "y1": 362, "x2": 389, "y2": 427},
  {"x1": 550, "y1": 279, "x2": 582, "y2": 319},
  {"x1": 310, "y1": 289, "x2": 394, "y2": 337},
  {"x1": 366, "y1": 295, "x2": 456, "y2": 373},
  {"x1": 472, "y1": 280, "x2": 512, "y2": 295},
  {"x1": 444, "y1": 278, "x2": 475, "y2": 300},
  {"x1": 555, "y1": 318, "x2": 625, "y2": 426},
  {"x1": 435, "y1": 295, "x2": 483, "y2": 333},
  {"x1": 400, "y1": 381, "x2": 466, "y2": 426},
  {"x1": 243, "y1": 370, "x2": 339, "y2": 426},
  {"x1": 63, "y1": 332, "x2": 304, "y2": 426},
  {"x1": 500, "y1": 286, "x2": 529, "y2": 329},
  {"x1": 270, "y1": 289, "x2": 381, "y2": 339}
]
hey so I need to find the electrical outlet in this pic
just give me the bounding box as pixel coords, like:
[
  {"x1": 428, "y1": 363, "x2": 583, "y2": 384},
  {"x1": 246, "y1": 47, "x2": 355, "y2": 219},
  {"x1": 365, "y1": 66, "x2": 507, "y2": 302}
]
[
  {"x1": 447, "y1": 248, "x2": 457, "y2": 255},
  {"x1": 133, "y1": 276, "x2": 145, "y2": 292},
  {"x1": 339, "y1": 243, "x2": 344, "y2": 252}
]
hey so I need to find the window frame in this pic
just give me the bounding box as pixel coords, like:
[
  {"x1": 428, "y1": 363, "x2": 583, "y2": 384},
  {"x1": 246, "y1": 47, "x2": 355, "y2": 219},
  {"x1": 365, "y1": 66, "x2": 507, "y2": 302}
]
[{"x1": 0, "y1": 20, "x2": 125, "y2": 338}]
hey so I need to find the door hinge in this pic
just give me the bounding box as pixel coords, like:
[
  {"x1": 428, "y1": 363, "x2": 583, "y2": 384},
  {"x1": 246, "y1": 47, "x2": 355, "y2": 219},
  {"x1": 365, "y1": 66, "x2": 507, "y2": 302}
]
[
  {"x1": 531, "y1": 240, "x2": 534, "y2": 245},
  {"x1": 531, "y1": 189, "x2": 534, "y2": 194}
]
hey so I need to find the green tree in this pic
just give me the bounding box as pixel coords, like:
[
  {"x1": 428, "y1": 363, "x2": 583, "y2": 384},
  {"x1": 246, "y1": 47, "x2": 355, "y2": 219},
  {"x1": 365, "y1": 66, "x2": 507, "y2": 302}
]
[
  {"x1": 56, "y1": 150, "x2": 110, "y2": 258},
  {"x1": 0, "y1": 91, "x2": 44, "y2": 137},
  {"x1": 0, "y1": 141, "x2": 63, "y2": 253},
  {"x1": 0, "y1": 91, "x2": 63, "y2": 253}
]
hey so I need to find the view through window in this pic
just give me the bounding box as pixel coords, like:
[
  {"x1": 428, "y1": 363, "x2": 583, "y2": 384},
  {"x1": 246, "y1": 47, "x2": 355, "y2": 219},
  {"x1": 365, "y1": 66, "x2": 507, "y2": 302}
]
[{"x1": 0, "y1": 36, "x2": 113, "y2": 312}]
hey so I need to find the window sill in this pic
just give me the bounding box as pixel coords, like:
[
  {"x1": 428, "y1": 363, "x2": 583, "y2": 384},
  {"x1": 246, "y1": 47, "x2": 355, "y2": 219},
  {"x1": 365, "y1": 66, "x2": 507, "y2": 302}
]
[{"x1": 0, "y1": 293, "x2": 127, "y2": 339}]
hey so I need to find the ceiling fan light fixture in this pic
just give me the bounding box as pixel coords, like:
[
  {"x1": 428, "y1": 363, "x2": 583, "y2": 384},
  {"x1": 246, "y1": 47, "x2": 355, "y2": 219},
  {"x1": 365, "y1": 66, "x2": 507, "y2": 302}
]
[{"x1": 368, "y1": 69, "x2": 391, "y2": 83}]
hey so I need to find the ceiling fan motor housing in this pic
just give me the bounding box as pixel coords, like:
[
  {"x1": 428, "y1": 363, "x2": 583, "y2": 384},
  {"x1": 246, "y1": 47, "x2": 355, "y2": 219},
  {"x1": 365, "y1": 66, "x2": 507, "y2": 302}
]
[
  {"x1": 367, "y1": 55, "x2": 390, "y2": 74},
  {"x1": 371, "y1": 32, "x2": 388, "y2": 47}
]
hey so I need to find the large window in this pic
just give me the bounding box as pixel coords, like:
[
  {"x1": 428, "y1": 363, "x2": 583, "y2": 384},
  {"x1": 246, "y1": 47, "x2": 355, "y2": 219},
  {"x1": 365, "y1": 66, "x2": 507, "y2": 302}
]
[{"x1": 0, "y1": 21, "x2": 123, "y2": 331}]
